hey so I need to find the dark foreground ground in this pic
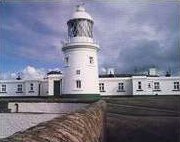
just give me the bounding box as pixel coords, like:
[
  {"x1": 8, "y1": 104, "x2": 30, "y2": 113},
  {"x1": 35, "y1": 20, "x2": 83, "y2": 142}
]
[{"x1": 103, "y1": 96, "x2": 180, "y2": 142}]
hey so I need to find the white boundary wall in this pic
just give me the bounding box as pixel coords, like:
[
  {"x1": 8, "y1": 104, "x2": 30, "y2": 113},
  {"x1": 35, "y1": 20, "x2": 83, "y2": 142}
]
[{"x1": 8, "y1": 102, "x2": 88, "y2": 113}]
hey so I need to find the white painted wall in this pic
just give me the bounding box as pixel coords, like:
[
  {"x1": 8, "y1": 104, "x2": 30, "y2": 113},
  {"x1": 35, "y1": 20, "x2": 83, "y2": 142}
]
[
  {"x1": 40, "y1": 81, "x2": 48, "y2": 96},
  {"x1": 62, "y1": 47, "x2": 99, "y2": 94},
  {"x1": 132, "y1": 76, "x2": 148, "y2": 95},
  {"x1": 0, "y1": 80, "x2": 48, "y2": 96},
  {"x1": 132, "y1": 76, "x2": 180, "y2": 95},
  {"x1": 8, "y1": 102, "x2": 88, "y2": 113},
  {"x1": 0, "y1": 76, "x2": 180, "y2": 96},
  {"x1": 99, "y1": 77, "x2": 133, "y2": 96},
  {"x1": 24, "y1": 81, "x2": 40, "y2": 96},
  {"x1": 0, "y1": 80, "x2": 25, "y2": 96},
  {"x1": 146, "y1": 77, "x2": 180, "y2": 95}
]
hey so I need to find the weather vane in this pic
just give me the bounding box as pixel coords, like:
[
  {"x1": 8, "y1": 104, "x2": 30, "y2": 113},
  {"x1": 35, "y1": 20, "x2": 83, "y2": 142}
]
[{"x1": 76, "y1": 1, "x2": 85, "y2": 7}]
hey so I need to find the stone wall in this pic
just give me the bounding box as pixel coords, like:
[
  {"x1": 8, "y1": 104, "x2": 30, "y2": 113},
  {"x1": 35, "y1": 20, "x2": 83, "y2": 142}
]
[
  {"x1": 1, "y1": 100, "x2": 106, "y2": 142},
  {"x1": 8, "y1": 102, "x2": 88, "y2": 113}
]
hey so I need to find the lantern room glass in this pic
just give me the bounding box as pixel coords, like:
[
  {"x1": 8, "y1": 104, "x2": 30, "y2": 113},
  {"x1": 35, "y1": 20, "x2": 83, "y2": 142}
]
[{"x1": 67, "y1": 19, "x2": 93, "y2": 38}]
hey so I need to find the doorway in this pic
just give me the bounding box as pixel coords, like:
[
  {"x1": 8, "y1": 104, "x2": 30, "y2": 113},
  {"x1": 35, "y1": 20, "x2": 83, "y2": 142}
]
[{"x1": 54, "y1": 81, "x2": 60, "y2": 96}]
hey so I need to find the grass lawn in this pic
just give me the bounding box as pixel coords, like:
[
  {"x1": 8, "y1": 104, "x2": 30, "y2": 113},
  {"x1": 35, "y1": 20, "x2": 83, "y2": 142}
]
[{"x1": 103, "y1": 96, "x2": 180, "y2": 142}]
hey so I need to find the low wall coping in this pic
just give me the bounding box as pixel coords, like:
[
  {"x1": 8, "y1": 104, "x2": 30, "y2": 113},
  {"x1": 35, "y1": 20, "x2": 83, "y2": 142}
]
[{"x1": 1, "y1": 100, "x2": 106, "y2": 142}]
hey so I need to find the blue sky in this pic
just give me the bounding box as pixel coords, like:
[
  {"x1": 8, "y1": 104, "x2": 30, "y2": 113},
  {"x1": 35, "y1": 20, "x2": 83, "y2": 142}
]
[{"x1": 0, "y1": 0, "x2": 180, "y2": 78}]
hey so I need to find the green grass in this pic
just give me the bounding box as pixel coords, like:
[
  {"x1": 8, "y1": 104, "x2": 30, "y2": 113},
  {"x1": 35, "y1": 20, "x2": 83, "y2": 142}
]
[{"x1": 103, "y1": 96, "x2": 180, "y2": 142}]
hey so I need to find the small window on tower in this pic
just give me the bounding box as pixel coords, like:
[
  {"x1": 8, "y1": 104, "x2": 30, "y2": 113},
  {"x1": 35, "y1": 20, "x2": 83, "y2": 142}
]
[
  {"x1": 30, "y1": 83, "x2": 34, "y2": 91},
  {"x1": 76, "y1": 70, "x2": 80, "y2": 75},
  {"x1": 89, "y1": 57, "x2": 94, "y2": 64},
  {"x1": 65, "y1": 57, "x2": 69, "y2": 64},
  {"x1": 76, "y1": 80, "x2": 81, "y2": 88}
]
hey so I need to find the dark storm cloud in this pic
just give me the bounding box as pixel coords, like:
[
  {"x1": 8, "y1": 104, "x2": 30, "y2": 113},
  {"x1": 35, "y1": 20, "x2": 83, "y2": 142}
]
[
  {"x1": 92, "y1": 1, "x2": 180, "y2": 75},
  {"x1": 118, "y1": 39, "x2": 178, "y2": 72}
]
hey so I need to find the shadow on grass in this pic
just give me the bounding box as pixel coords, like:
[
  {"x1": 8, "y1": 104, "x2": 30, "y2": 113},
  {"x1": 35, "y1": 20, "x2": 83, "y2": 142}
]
[{"x1": 104, "y1": 96, "x2": 180, "y2": 142}]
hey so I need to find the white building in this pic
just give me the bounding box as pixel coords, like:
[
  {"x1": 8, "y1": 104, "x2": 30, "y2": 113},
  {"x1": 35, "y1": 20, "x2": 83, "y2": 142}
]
[
  {"x1": 99, "y1": 70, "x2": 180, "y2": 96},
  {"x1": 0, "y1": 79, "x2": 48, "y2": 97},
  {"x1": 132, "y1": 76, "x2": 180, "y2": 95},
  {"x1": 0, "y1": 68, "x2": 180, "y2": 96},
  {"x1": 0, "y1": 5, "x2": 180, "y2": 97},
  {"x1": 62, "y1": 5, "x2": 99, "y2": 95}
]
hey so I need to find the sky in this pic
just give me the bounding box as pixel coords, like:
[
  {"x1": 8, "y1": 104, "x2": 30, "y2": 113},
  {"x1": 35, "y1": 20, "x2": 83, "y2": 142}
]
[{"x1": 0, "y1": 0, "x2": 180, "y2": 79}]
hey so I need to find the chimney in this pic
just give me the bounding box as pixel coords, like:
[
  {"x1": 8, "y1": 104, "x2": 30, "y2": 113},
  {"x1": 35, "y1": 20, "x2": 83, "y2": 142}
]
[
  {"x1": 148, "y1": 68, "x2": 157, "y2": 76},
  {"x1": 165, "y1": 71, "x2": 171, "y2": 77},
  {"x1": 107, "y1": 68, "x2": 115, "y2": 76},
  {"x1": 16, "y1": 73, "x2": 22, "y2": 80}
]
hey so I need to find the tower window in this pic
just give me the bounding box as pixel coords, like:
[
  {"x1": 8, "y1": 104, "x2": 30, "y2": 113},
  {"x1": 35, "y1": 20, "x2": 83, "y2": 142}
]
[
  {"x1": 99, "y1": 83, "x2": 105, "y2": 92},
  {"x1": 89, "y1": 57, "x2": 94, "y2": 64},
  {"x1": 17, "y1": 84, "x2": 23, "y2": 92},
  {"x1": 138, "y1": 82, "x2": 142, "y2": 90},
  {"x1": 65, "y1": 57, "x2": 69, "y2": 64},
  {"x1": 76, "y1": 80, "x2": 81, "y2": 88},
  {"x1": 30, "y1": 83, "x2": 34, "y2": 91},
  {"x1": 174, "y1": 82, "x2": 180, "y2": 90},
  {"x1": 118, "y1": 83, "x2": 124, "y2": 91},
  {"x1": 154, "y1": 82, "x2": 160, "y2": 90},
  {"x1": 76, "y1": 70, "x2": 80, "y2": 75},
  {"x1": 1, "y1": 85, "x2": 6, "y2": 92}
]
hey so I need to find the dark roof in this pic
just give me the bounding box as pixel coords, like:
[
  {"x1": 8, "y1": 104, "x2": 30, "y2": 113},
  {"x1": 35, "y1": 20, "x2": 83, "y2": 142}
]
[
  {"x1": 99, "y1": 73, "x2": 161, "y2": 78},
  {"x1": 147, "y1": 75, "x2": 159, "y2": 77},
  {"x1": 16, "y1": 76, "x2": 22, "y2": 80},
  {"x1": 47, "y1": 71, "x2": 62, "y2": 75},
  {"x1": 99, "y1": 74, "x2": 134, "y2": 78}
]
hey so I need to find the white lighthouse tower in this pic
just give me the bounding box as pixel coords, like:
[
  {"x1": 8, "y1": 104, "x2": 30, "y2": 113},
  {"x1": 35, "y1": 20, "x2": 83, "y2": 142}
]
[{"x1": 62, "y1": 5, "x2": 100, "y2": 96}]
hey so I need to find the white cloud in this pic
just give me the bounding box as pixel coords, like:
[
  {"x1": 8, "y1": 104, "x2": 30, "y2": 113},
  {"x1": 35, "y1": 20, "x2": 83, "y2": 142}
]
[
  {"x1": 10, "y1": 73, "x2": 17, "y2": 79},
  {"x1": 0, "y1": 66, "x2": 64, "y2": 80},
  {"x1": 99, "y1": 67, "x2": 107, "y2": 74},
  {"x1": 0, "y1": 66, "x2": 47, "y2": 80},
  {"x1": 48, "y1": 67, "x2": 61, "y2": 72},
  {"x1": 0, "y1": 72, "x2": 11, "y2": 80},
  {"x1": 22, "y1": 66, "x2": 46, "y2": 80}
]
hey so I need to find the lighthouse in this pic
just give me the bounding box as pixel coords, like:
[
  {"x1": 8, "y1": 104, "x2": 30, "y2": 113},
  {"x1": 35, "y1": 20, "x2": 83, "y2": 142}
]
[{"x1": 62, "y1": 5, "x2": 100, "y2": 96}]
